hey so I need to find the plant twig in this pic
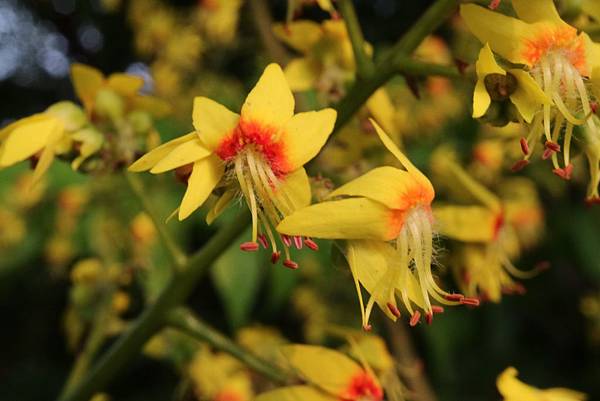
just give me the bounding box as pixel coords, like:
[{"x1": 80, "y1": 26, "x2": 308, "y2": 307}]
[
  {"x1": 167, "y1": 308, "x2": 291, "y2": 384},
  {"x1": 57, "y1": 212, "x2": 251, "y2": 401},
  {"x1": 125, "y1": 173, "x2": 187, "y2": 269},
  {"x1": 248, "y1": 0, "x2": 290, "y2": 66},
  {"x1": 338, "y1": 0, "x2": 374, "y2": 79}
]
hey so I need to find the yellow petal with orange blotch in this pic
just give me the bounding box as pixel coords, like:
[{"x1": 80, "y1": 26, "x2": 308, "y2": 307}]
[
  {"x1": 347, "y1": 240, "x2": 399, "y2": 321},
  {"x1": 179, "y1": 154, "x2": 224, "y2": 220},
  {"x1": 70, "y1": 63, "x2": 104, "y2": 111},
  {"x1": 0, "y1": 115, "x2": 62, "y2": 167},
  {"x1": 272, "y1": 21, "x2": 323, "y2": 53},
  {"x1": 460, "y1": 4, "x2": 539, "y2": 66},
  {"x1": 277, "y1": 198, "x2": 396, "y2": 241},
  {"x1": 281, "y1": 108, "x2": 336, "y2": 171},
  {"x1": 241, "y1": 64, "x2": 294, "y2": 130},
  {"x1": 512, "y1": 0, "x2": 566, "y2": 26},
  {"x1": 328, "y1": 166, "x2": 421, "y2": 211},
  {"x1": 192, "y1": 97, "x2": 240, "y2": 151},
  {"x1": 128, "y1": 132, "x2": 197, "y2": 172},
  {"x1": 150, "y1": 138, "x2": 211, "y2": 173},
  {"x1": 206, "y1": 190, "x2": 236, "y2": 225},
  {"x1": 434, "y1": 205, "x2": 498, "y2": 243},
  {"x1": 273, "y1": 167, "x2": 311, "y2": 214},
  {"x1": 281, "y1": 345, "x2": 362, "y2": 396},
  {"x1": 255, "y1": 386, "x2": 333, "y2": 401},
  {"x1": 284, "y1": 58, "x2": 319, "y2": 92},
  {"x1": 107, "y1": 73, "x2": 144, "y2": 98},
  {"x1": 509, "y1": 69, "x2": 551, "y2": 123}
]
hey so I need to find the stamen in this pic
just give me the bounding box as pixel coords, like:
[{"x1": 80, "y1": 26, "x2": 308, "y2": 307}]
[
  {"x1": 362, "y1": 324, "x2": 372, "y2": 332},
  {"x1": 304, "y1": 238, "x2": 319, "y2": 251},
  {"x1": 292, "y1": 236, "x2": 303, "y2": 249},
  {"x1": 445, "y1": 293, "x2": 465, "y2": 301},
  {"x1": 520, "y1": 138, "x2": 530, "y2": 156},
  {"x1": 460, "y1": 297, "x2": 481, "y2": 306},
  {"x1": 283, "y1": 259, "x2": 298, "y2": 269},
  {"x1": 409, "y1": 311, "x2": 421, "y2": 327},
  {"x1": 432, "y1": 305, "x2": 444, "y2": 314},
  {"x1": 545, "y1": 141, "x2": 561, "y2": 152},
  {"x1": 511, "y1": 160, "x2": 529, "y2": 172},
  {"x1": 387, "y1": 302, "x2": 401, "y2": 318},
  {"x1": 257, "y1": 234, "x2": 269, "y2": 249},
  {"x1": 240, "y1": 242, "x2": 259, "y2": 252},
  {"x1": 425, "y1": 312, "x2": 433, "y2": 325},
  {"x1": 271, "y1": 251, "x2": 281, "y2": 264},
  {"x1": 281, "y1": 234, "x2": 292, "y2": 247}
]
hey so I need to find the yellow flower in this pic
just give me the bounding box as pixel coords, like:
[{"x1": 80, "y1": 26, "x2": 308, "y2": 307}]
[
  {"x1": 497, "y1": 367, "x2": 586, "y2": 401},
  {"x1": 256, "y1": 345, "x2": 383, "y2": 401},
  {"x1": 286, "y1": 0, "x2": 337, "y2": 23},
  {"x1": 70, "y1": 63, "x2": 170, "y2": 119},
  {"x1": 272, "y1": 20, "x2": 369, "y2": 95},
  {"x1": 130, "y1": 64, "x2": 336, "y2": 267},
  {"x1": 196, "y1": 0, "x2": 243, "y2": 45},
  {"x1": 278, "y1": 120, "x2": 472, "y2": 328},
  {"x1": 461, "y1": 0, "x2": 600, "y2": 177},
  {"x1": 189, "y1": 348, "x2": 253, "y2": 401},
  {"x1": 0, "y1": 101, "x2": 87, "y2": 182}
]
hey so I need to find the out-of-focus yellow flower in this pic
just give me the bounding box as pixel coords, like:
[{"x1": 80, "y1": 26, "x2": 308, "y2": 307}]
[
  {"x1": 273, "y1": 20, "x2": 370, "y2": 97},
  {"x1": 279, "y1": 121, "x2": 472, "y2": 329},
  {"x1": 0, "y1": 102, "x2": 87, "y2": 182},
  {"x1": 70, "y1": 258, "x2": 103, "y2": 285},
  {"x1": 461, "y1": 0, "x2": 600, "y2": 180},
  {"x1": 497, "y1": 367, "x2": 587, "y2": 401},
  {"x1": 130, "y1": 212, "x2": 157, "y2": 245},
  {"x1": 237, "y1": 326, "x2": 287, "y2": 363},
  {"x1": 0, "y1": 209, "x2": 26, "y2": 249},
  {"x1": 189, "y1": 348, "x2": 253, "y2": 401},
  {"x1": 256, "y1": 344, "x2": 383, "y2": 401},
  {"x1": 130, "y1": 63, "x2": 336, "y2": 267},
  {"x1": 196, "y1": 0, "x2": 243, "y2": 45}
]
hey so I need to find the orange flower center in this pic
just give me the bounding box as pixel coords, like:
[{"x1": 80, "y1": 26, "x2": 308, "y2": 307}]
[
  {"x1": 523, "y1": 26, "x2": 586, "y2": 75},
  {"x1": 340, "y1": 371, "x2": 383, "y2": 401}
]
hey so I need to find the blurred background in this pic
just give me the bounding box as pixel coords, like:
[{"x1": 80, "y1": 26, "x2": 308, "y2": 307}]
[{"x1": 0, "y1": 0, "x2": 599, "y2": 400}]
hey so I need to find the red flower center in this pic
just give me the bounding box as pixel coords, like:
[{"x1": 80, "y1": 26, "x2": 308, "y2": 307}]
[
  {"x1": 340, "y1": 371, "x2": 383, "y2": 401},
  {"x1": 215, "y1": 120, "x2": 290, "y2": 177}
]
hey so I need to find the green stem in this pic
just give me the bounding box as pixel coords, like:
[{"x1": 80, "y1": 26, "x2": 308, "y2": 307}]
[
  {"x1": 61, "y1": 295, "x2": 112, "y2": 395},
  {"x1": 338, "y1": 0, "x2": 374, "y2": 79},
  {"x1": 57, "y1": 212, "x2": 251, "y2": 401},
  {"x1": 167, "y1": 308, "x2": 291, "y2": 384},
  {"x1": 333, "y1": 0, "x2": 460, "y2": 133},
  {"x1": 125, "y1": 173, "x2": 187, "y2": 269}
]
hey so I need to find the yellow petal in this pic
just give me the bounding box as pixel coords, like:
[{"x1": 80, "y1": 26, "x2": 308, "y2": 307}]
[
  {"x1": 274, "y1": 167, "x2": 311, "y2": 214},
  {"x1": 70, "y1": 128, "x2": 104, "y2": 170},
  {"x1": 0, "y1": 115, "x2": 62, "y2": 167},
  {"x1": 206, "y1": 190, "x2": 236, "y2": 225},
  {"x1": 497, "y1": 367, "x2": 542, "y2": 400},
  {"x1": 366, "y1": 88, "x2": 397, "y2": 137},
  {"x1": 31, "y1": 122, "x2": 64, "y2": 184},
  {"x1": 284, "y1": 58, "x2": 318, "y2": 92},
  {"x1": 328, "y1": 166, "x2": 424, "y2": 210},
  {"x1": 150, "y1": 138, "x2": 212, "y2": 173},
  {"x1": 255, "y1": 386, "x2": 333, "y2": 401},
  {"x1": 512, "y1": 0, "x2": 565, "y2": 25},
  {"x1": 347, "y1": 240, "x2": 399, "y2": 321},
  {"x1": 281, "y1": 108, "x2": 336, "y2": 171},
  {"x1": 272, "y1": 21, "x2": 323, "y2": 53},
  {"x1": 509, "y1": 68, "x2": 551, "y2": 123},
  {"x1": 241, "y1": 63, "x2": 294, "y2": 129},
  {"x1": 281, "y1": 345, "x2": 361, "y2": 395},
  {"x1": 475, "y1": 43, "x2": 505, "y2": 78},
  {"x1": 434, "y1": 205, "x2": 498, "y2": 242},
  {"x1": 370, "y1": 118, "x2": 434, "y2": 194},
  {"x1": 128, "y1": 132, "x2": 197, "y2": 172},
  {"x1": 192, "y1": 97, "x2": 240, "y2": 151},
  {"x1": 277, "y1": 198, "x2": 396, "y2": 241},
  {"x1": 70, "y1": 63, "x2": 104, "y2": 111},
  {"x1": 460, "y1": 4, "x2": 538, "y2": 66},
  {"x1": 179, "y1": 155, "x2": 224, "y2": 220},
  {"x1": 473, "y1": 79, "x2": 492, "y2": 119},
  {"x1": 107, "y1": 73, "x2": 144, "y2": 97},
  {"x1": 583, "y1": 0, "x2": 600, "y2": 22}
]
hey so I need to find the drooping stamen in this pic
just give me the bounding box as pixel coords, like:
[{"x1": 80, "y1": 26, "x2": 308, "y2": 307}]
[
  {"x1": 409, "y1": 311, "x2": 421, "y2": 327},
  {"x1": 281, "y1": 234, "x2": 292, "y2": 247},
  {"x1": 520, "y1": 138, "x2": 530, "y2": 156},
  {"x1": 425, "y1": 312, "x2": 433, "y2": 325},
  {"x1": 283, "y1": 259, "x2": 298, "y2": 269},
  {"x1": 240, "y1": 242, "x2": 259, "y2": 252},
  {"x1": 257, "y1": 234, "x2": 269, "y2": 249},
  {"x1": 432, "y1": 305, "x2": 444, "y2": 314},
  {"x1": 293, "y1": 236, "x2": 303, "y2": 249},
  {"x1": 511, "y1": 159, "x2": 529, "y2": 172},
  {"x1": 387, "y1": 302, "x2": 401, "y2": 318},
  {"x1": 460, "y1": 297, "x2": 481, "y2": 306},
  {"x1": 304, "y1": 238, "x2": 319, "y2": 251},
  {"x1": 271, "y1": 251, "x2": 281, "y2": 264}
]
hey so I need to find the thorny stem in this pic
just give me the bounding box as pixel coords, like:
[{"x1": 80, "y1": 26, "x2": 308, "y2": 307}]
[
  {"x1": 385, "y1": 320, "x2": 438, "y2": 401},
  {"x1": 125, "y1": 173, "x2": 187, "y2": 269},
  {"x1": 57, "y1": 212, "x2": 251, "y2": 401},
  {"x1": 167, "y1": 308, "x2": 291, "y2": 384},
  {"x1": 338, "y1": 0, "x2": 375, "y2": 79},
  {"x1": 333, "y1": 0, "x2": 461, "y2": 133}
]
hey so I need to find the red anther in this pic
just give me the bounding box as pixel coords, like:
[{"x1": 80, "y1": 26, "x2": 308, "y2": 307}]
[
  {"x1": 431, "y1": 305, "x2": 444, "y2": 314},
  {"x1": 363, "y1": 324, "x2": 372, "y2": 332},
  {"x1": 511, "y1": 159, "x2": 529, "y2": 172},
  {"x1": 542, "y1": 148, "x2": 554, "y2": 160},
  {"x1": 331, "y1": 11, "x2": 340, "y2": 20},
  {"x1": 409, "y1": 311, "x2": 421, "y2": 327},
  {"x1": 445, "y1": 293, "x2": 464, "y2": 302},
  {"x1": 304, "y1": 238, "x2": 319, "y2": 251},
  {"x1": 283, "y1": 259, "x2": 299, "y2": 270},
  {"x1": 520, "y1": 138, "x2": 530, "y2": 155},
  {"x1": 387, "y1": 303, "x2": 401, "y2": 318},
  {"x1": 512, "y1": 283, "x2": 527, "y2": 295},
  {"x1": 585, "y1": 196, "x2": 600, "y2": 206},
  {"x1": 281, "y1": 234, "x2": 292, "y2": 247},
  {"x1": 425, "y1": 312, "x2": 433, "y2": 325},
  {"x1": 240, "y1": 241, "x2": 259, "y2": 252},
  {"x1": 591, "y1": 101, "x2": 599, "y2": 114},
  {"x1": 488, "y1": 0, "x2": 501, "y2": 9},
  {"x1": 545, "y1": 141, "x2": 561, "y2": 152},
  {"x1": 293, "y1": 236, "x2": 303, "y2": 250},
  {"x1": 460, "y1": 297, "x2": 481, "y2": 306},
  {"x1": 564, "y1": 163, "x2": 573, "y2": 179},
  {"x1": 257, "y1": 234, "x2": 268, "y2": 249},
  {"x1": 270, "y1": 251, "x2": 281, "y2": 264},
  {"x1": 552, "y1": 167, "x2": 567, "y2": 179}
]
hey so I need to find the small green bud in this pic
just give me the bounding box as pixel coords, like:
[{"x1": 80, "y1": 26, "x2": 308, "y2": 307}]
[
  {"x1": 45, "y1": 101, "x2": 87, "y2": 131},
  {"x1": 95, "y1": 88, "x2": 125, "y2": 120}
]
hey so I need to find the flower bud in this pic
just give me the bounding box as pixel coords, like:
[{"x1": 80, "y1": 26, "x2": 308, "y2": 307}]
[
  {"x1": 95, "y1": 88, "x2": 125, "y2": 120},
  {"x1": 45, "y1": 101, "x2": 87, "y2": 131}
]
